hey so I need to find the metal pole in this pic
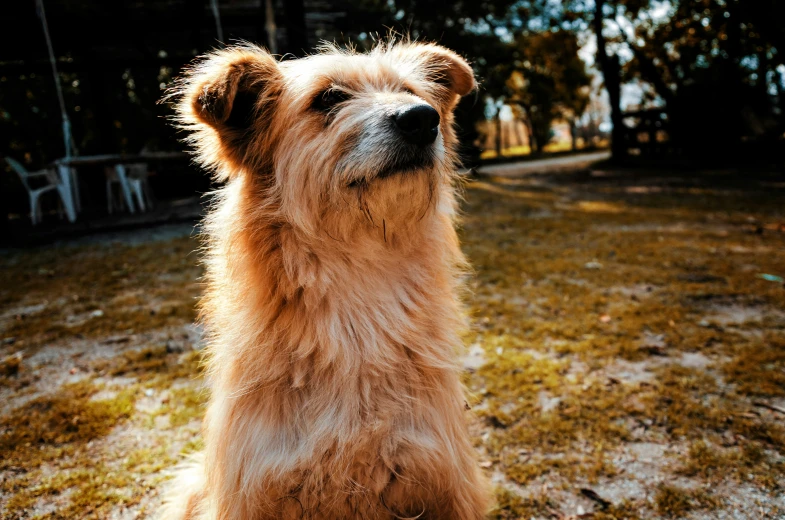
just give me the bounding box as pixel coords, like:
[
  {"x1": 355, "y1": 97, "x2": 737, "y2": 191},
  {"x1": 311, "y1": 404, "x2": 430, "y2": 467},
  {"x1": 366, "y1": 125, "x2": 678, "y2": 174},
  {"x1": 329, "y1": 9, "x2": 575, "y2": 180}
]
[
  {"x1": 35, "y1": 0, "x2": 74, "y2": 159},
  {"x1": 210, "y1": 0, "x2": 224, "y2": 43}
]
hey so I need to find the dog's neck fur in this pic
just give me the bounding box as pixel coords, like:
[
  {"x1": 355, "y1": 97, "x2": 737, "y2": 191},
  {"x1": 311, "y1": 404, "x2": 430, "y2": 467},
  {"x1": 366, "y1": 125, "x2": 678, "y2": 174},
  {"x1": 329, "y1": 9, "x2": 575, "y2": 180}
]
[{"x1": 201, "y1": 173, "x2": 466, "y2": 397}]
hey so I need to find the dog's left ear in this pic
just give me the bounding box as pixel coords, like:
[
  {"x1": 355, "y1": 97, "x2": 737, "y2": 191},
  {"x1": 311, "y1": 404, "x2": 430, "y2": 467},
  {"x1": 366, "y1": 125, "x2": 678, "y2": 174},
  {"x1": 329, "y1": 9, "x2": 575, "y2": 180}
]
[
  {"x1": 420, "y1": 45, "x2": 477, "y2": 97},
  {"x1": 403, "y1": 43, "x2": 477, "y2": 105}
]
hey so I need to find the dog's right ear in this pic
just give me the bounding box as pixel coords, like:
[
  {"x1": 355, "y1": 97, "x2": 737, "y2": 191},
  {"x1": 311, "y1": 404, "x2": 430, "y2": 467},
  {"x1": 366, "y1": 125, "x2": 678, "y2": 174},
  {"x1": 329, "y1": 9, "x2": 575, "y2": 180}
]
[{"x1": 172, "y1": 46, "x2": 283, "y2": 179}]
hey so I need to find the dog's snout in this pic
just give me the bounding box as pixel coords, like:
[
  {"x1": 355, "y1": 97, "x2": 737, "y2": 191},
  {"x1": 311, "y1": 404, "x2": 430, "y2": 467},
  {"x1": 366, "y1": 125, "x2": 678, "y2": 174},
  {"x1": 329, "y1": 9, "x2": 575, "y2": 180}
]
[{"x1": 393, "y1": 105, "x2": 440, "y2": 146}]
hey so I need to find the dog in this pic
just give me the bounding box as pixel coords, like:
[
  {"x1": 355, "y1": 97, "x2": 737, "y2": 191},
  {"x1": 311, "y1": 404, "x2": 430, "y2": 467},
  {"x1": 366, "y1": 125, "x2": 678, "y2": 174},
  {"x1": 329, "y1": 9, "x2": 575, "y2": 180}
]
[{"x1": 159, "y1": 39, "x2": 491, "y2": 520}]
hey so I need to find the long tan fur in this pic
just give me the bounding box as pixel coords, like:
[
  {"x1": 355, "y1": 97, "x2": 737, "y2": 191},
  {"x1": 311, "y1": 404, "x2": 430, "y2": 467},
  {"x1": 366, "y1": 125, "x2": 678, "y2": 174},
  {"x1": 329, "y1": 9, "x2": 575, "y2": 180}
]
[{"x1": 159, "y1": 39, "x2": 491, "y2": 520}]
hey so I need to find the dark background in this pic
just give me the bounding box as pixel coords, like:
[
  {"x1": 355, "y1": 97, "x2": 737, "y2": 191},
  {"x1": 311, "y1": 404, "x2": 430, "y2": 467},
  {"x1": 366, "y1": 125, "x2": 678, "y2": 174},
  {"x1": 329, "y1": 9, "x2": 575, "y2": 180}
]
[{"x1": 2, "y1": 0, "x2": 784, "y2": 229}]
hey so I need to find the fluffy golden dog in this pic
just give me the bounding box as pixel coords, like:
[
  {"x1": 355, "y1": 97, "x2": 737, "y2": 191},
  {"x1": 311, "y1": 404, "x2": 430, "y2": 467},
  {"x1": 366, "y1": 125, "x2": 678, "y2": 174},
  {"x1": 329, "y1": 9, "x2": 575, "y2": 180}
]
[{"x1": 159, "y1": 39, "x2": 490, "y2": 519}]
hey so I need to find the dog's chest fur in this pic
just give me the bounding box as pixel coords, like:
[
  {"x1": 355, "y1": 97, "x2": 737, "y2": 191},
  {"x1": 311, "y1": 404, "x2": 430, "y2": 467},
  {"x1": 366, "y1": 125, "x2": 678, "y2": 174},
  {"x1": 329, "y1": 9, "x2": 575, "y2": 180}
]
[{"x1": 198, "y1": 186, "x2": 471, "y2": 517}]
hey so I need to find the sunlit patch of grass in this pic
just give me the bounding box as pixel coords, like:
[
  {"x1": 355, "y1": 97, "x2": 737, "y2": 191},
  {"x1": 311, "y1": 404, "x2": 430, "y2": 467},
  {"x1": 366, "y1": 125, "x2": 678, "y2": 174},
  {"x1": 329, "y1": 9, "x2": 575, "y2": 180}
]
[
  {"x1": 0, "y1": 380, "x2": 136, "y2": 471},
  {"x1": 0, "y1": 351, "x2": 207, "y2": 518},
  {"x1": 4, "y1": 465, "x2": 135, "y2": 519},
  {"x1": 488, "y1": 488, "x2": 558, "y2": 519},
  {"x1": 723, "y1": 334, "x2": 785, "y2": 397},
  {"x1": 473, "y1": 348, "x2": 648, "y2": 485},
  {"x1": 678, "y1": 439, "x2": 785, "y2": 489},
  {"x1": 480, "y1": 145, "x2": 533, "y2": 160},
  {"x1": 157, "y1": 385, "x2": 209, "y2": 428},
  {"x1": 181, "y1": 436, "x2": 205, "y2": 455},
  {"x1": 5, "y1": 303, "x2": 198, "y2": 351},
  {"x1": 0, "y1": 337, "x2": 205, "y2": 518},
  {"x1": 124, "y1": 445, "x2": 177, "y2": 474},
  {"x1": 93, "y1": 344, "x2": 204, "y2": 384},
  {"x1": 572, "y1": 200, "x2": 628, "y2": 214},
  {"x1": 0, "y1": 379, "x2": 143, "y2": 518},
  {"x1": 654, "y1": 483, "x2": 723, "y2": 517},
  {"x1": 3, "y1": 448, "x2": 178, "y2": 520},
  {"x1": 489, "y1": 487, "x2": 642, "y2": 519},
  {"x1": 0, "y1": 233, "x2": 208, "y2": 518}
]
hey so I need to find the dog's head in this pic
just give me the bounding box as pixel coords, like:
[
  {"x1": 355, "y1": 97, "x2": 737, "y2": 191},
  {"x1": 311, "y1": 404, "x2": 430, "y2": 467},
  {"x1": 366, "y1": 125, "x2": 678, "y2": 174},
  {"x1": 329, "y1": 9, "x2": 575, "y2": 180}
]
[{"x1": 173, "y1": 41, "x2": 475, "y2": 235}]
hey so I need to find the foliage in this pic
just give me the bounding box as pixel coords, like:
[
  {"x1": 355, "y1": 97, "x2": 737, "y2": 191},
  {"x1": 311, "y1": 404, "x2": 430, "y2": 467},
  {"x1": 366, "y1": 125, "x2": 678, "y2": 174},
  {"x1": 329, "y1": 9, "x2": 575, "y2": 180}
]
[
  {"x1": 506, "y1": 29, "x2": 591, "y2": 152},
  {"x1": 4, "y1": 0, "x2": 784, "y2": 178},
  {"x1": 560, "y1": 0, "x2": 785, "y2": 158}
]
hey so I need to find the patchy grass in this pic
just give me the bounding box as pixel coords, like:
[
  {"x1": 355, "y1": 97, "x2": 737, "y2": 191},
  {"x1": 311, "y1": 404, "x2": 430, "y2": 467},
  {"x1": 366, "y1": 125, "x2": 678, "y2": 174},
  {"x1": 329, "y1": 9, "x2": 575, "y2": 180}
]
[
  {"x1": 723, "y1": 334, "x2": 785, "y2": 397},
  {"x1": 0, "y1": 230, "x2": 206, "y2": 519},
  {"x1": 0, "y1": 379, "x2": 135, "y2": 470},
  {"x1": 0, "y1": 237, "x2": 201, "y2": 353},
  {"x1": 0, "y1": 379, "x2": 140, "y2": 519},
  {"x1": 461, "y1": 166, "x2": 785, "y2": 516},
  {"x1": 654, "y1": 483, "x2": 723, "y2": 517},
  {"x1": 488, "y1": 488, "x2": 560, "y2": 519},
  {"x1": 2, "y1": 166, "x2": 785, "y2": 517},
  {"x1": 92, "y1": 344, "x2": 204, "y2": 385}
]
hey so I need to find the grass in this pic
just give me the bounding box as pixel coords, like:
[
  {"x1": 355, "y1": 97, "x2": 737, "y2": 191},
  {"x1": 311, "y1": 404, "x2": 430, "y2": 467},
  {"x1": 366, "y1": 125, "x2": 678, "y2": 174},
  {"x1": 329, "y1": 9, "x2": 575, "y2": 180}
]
[
  {"x1": 654, "y1": 483, "x2": 723, "y2": 517},
  {"x1": 0, "y1": 237, "x2": 201, "y2": 353},
  {"x1": 464, "y1": 166, "x2": 785, "y2": 516},
  {"x1": 0, "y1": 344, "x2": 206, "y2": 519},
  {"x1": 1, "y1": 165, "x2": 785, "y2": 517},
  {"x1": 0, "y1": 379, "x2": 135, "y2": 470},
  {"x1": 478, "y1": 139, "x2": 591, "y2": 160},
  {"x1": 0, "y1": 233, "x2": 206, "y2": 519}
]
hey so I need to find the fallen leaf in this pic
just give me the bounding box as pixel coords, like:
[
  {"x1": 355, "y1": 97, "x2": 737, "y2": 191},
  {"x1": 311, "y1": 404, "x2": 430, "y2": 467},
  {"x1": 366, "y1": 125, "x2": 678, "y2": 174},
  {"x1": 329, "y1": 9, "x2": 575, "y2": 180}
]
[
  {"x1": 580, "y1": 488, "x2": 612, "y2": 509},
  {"x1": 757, "y1": 273, "x2": 784, "y2": 283}
]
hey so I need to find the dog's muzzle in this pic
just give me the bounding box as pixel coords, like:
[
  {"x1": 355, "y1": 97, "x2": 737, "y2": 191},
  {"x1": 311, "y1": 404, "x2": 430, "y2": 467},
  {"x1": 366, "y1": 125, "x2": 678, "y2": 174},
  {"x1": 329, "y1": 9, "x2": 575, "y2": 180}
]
[{"x1": 393, "y1": 104, "x2": 440, "y2": 146}]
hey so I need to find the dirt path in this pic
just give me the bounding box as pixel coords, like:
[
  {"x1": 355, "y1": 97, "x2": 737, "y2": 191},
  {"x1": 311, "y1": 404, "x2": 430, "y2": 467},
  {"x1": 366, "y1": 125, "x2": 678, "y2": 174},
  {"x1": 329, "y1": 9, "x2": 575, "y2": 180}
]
[
  {"x1": 1, "y1": 166, "x2": 784, "y2": 519},
  {"x1": 477, "y1": 151, "x2": 611, "y2": 177}
]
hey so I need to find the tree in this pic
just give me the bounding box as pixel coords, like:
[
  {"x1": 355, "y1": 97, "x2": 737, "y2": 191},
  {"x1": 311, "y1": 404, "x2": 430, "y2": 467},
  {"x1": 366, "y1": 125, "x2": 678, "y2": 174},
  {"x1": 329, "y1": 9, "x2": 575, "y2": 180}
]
[
  {"x1": 505, "y1": 30, "x2": 591, "y2": 153},
  {"x1": 624, "y1": 0, "x2": 783, "y2": 155},
  {"x1": 581, "y1": 0, "x2": 785, "y2": 159},
  {"x1": 594, "y1": 0, "x2": 627, "y2": 160}
]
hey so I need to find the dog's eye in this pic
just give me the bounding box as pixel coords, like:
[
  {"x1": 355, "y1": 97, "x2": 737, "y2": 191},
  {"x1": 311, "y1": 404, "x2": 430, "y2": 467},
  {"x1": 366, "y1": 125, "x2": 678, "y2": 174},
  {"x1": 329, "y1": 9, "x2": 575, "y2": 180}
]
[{"x1": 313, "y1": 88, "x2": 351, "y2": 113}]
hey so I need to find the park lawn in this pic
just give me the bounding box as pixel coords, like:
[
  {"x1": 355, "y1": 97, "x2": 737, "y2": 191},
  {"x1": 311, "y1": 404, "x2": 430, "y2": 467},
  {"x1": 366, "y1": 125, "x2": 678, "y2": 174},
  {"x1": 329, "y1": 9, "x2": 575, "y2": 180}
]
[{"x1": 1, "y1": 165, "x2": 784, "y2": 519}]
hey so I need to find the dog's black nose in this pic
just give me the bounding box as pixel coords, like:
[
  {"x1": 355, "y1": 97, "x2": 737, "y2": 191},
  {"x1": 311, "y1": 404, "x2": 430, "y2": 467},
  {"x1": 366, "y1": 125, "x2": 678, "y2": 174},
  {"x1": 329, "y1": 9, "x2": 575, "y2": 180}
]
[{"x1": 393, "y1": 104, "x2": 440, "y2": 146}]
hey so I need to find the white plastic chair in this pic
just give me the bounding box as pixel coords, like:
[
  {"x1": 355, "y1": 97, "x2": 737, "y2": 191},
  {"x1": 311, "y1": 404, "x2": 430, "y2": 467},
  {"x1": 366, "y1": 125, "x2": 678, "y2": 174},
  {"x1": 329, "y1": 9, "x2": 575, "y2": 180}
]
[
  {"x1": 105, "y1": 163, "x2": 154, "y2": 214},
  {"x1": 5, "y1": 157, "x2": 66, "y2": 225}
]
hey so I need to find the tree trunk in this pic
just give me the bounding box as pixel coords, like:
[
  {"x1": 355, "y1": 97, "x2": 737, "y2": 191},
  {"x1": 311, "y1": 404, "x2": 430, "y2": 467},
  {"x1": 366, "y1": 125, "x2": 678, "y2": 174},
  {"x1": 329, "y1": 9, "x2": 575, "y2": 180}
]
[
  {"x1": 569, "y1": 118, "x2": 578, "y2": 151},
  {"x1": 494, "y1": 110, "x2": 503, "y2": 157},
  {"x1": 594, "y1": 0, "x2": 627, "y2": 161},
  {"x1": 262, "y1": 0, "x2": 277, "y2": 53},
  {"x1": 514, "y1": 118, "x2": 526, "y2": 148},
  {"x1": 778, "y1": 69, "x2": 785, "y2": 130},
  {"x1": 514, "y1": 103, "x2": 537, "y2": 155},
  {"x1": 725, "y1": 0, "x2": 745, "y2": 146},
  {"x1": 525, "y1": 117, "x2": 536, "y2": 154}
]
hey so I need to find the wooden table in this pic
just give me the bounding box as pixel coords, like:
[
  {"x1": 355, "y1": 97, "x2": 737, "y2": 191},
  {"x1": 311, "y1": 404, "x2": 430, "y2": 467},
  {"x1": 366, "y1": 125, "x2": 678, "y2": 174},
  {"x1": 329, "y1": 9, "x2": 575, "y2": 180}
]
[{"x1": 53, "y1": 152, "x2": 189, "y2": 222}]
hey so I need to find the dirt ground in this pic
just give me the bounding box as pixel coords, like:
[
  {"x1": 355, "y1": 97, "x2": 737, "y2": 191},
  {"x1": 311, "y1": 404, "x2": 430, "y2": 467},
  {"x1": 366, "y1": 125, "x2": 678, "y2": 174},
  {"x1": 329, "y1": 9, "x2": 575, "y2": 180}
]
[{"x1": 1, "y1": 165, "x2": 784, "y2": 519}]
